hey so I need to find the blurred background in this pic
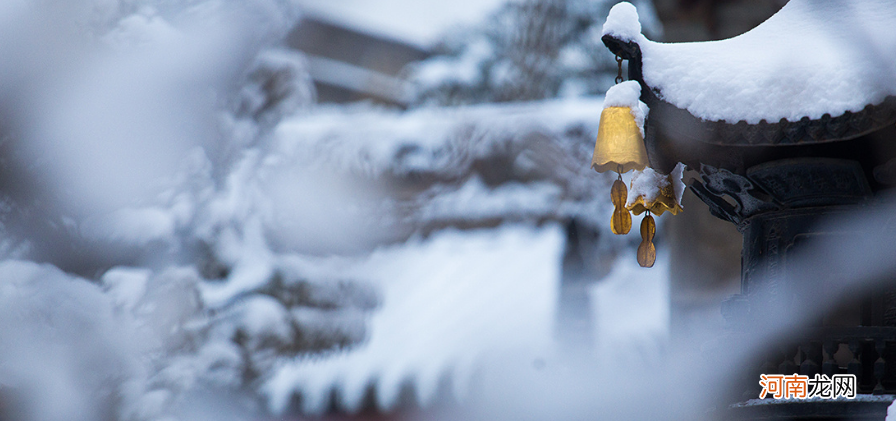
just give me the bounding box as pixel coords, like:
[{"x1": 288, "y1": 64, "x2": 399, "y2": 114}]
[{"x1": 0, "y1": 0, "x2": 786, "y2": 420}]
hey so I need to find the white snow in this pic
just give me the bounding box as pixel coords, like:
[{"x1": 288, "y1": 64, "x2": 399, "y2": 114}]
[
  {"x1": 233, "y1": 295, "x2": 292, "y2": 342},
  {"x1": 626, "y1": 167, "x2": 667, "y2": 208},
  {"x1": 294, "y1": 0, "x2": 519, "y2": 48},
  {"x1": 0, "y1": 1, "x2": 306, "y2": 419},
  {"x1": 413, "y1": 36, "x2": 494, "y2": 89},
  {"x1": 41, "y1": 86, "x2": 617, "y2": 417},
  {"x1": 604, "y1": 0, "x2": 896, "y2": 124},
  {"x1": 264, "y1": 224, "x2": 564, "y2": 414},
  {"x1": 590, "y1": 251, "x2": 669, "y2": 363},
  {"x1": 670, "y1": 162, "x2": 686, "y2": 205},
  {"x1": 81, "y1": 207, "x2": 177, "y2": 245},
  {"x1": 273, "y1": 96, "x2": 605, "y2": 177},
  {"x1": 420, "y1": 176, "x2": 564, "y2": 221},
  {"x1": 0, "y1": 0, "x2": 672, "y2": 419},
  {"x1": 0, "y1": 261, "x2": 145, "y2": 421},
  {"x1": 102, "y1": 267, "x2": 152, "y2": 313},
  {"x1": 625, "y1": 162, "x2": 686, "y2": 209},
  {"x1": 603, "y1": 80, "x2": 649, "y2": 136},
  {"x1": 601, "y1": 2, "x2": 642, "y2": 42}
]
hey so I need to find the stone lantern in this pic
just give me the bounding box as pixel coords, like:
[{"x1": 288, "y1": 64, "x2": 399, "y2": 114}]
[{"x1": 598, "y1": 0, "x2": 896, "y2": 419}]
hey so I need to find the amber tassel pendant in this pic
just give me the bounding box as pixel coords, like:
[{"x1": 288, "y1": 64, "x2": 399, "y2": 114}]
[
  {"x1": 637, "y1": 212, "x2": 656, "y2": 267},
  {"x1": 610, "y1": 175, "x2": 631, "y2": 235}
]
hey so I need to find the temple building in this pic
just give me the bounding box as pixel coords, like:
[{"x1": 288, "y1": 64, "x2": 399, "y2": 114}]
[
  {"x1": 285, "y1": 14, "x2": 429, "y2": 106},
  {"x1": 597, "y1": 0, "x2": 896, "y2": 419}
]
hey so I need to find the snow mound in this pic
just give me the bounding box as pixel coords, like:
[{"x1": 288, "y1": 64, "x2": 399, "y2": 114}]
[
  {"x1": 0, "y1": 261, "x2": 141, "y2": 421},
  {"x1": 601, "y1": 2, "x2": 642, "y2": 42}
]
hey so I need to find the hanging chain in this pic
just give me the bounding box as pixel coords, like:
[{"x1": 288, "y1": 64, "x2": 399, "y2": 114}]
[{"x1": 615, "y1": 55, "x2": 624, "y2": 84}]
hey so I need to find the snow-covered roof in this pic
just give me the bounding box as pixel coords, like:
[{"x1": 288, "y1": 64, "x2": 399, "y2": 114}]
[
  {"x1": 603, "y1": 0, "x2": 896, "y2": 125},
  {"x1": 264, "y1": 225, "x2": 563, "y2": 414},
  {"x1": 259, "y1": 225, "x2": 671, "y2": 416},
  {"x1": 273, "y1": 97, "x2": 605, "y2": 177}
]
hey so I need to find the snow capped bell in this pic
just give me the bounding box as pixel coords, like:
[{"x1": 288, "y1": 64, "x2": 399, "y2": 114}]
[
  {"x1": 627, "y1": 187, "x2": 682, "y2": 216},
  {"x1": 621, "y1": 163, "x2": 686, "y2": 267},
  {"x1": 592, "y1": 81, "x2": 649, "y2": 236},
  {"x1": 591, "y1": 80, "x2": 649, "y2": 174},
  {"x1": 591, "y1": 106, "x2": 649, "y2": 174},
  {"x1": 625, "y1": 163, "x2": 686, "y2": 216}
]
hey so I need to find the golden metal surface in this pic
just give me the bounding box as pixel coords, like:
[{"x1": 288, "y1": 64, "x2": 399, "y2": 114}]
[
  {"x1": 626, "y1": 182, "x2": 683, "y2": 216},
  {"x1": 637, "y1": 214, "x2": 657, "y2": 268},
  {"x1": 591, "y1": 106, "x2": 648, "y2": 174},
  {"x1": 610, "y1": 178, "x2": 632, "y2": 235}
]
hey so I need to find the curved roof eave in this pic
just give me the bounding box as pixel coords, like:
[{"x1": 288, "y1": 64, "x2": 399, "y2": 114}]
[{"x1": 601, "y1": 0, "x2": 896, "y2": 146}]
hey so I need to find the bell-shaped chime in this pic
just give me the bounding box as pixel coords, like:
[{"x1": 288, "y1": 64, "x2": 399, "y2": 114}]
[
  {"x1": 626, "y1": 169, "x2": 684, "y2": 217},
  {"x1": 591, "y1": 105, "x2": 648, "y2": 236},
  {"x1": 623, "y1": 166, "x2": 685, "y2": 267},
  {"x1": 591, "y1": 106, "x2": 649, "y2": 175},
  {"x1": 591, "y1": 56, "x2": 682, "y2": 268}
]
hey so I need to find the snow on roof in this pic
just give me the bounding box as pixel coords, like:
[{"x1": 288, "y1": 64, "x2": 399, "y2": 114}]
[
  {"x1": 264, "y1": 224, "x2": 563, "y2": 414},
  {"x1": 273, "y1": 97, "x2": 606, "y2": 177},
  {"x1": 603, "y1": 0, "x2": 896, "y2": 124}
]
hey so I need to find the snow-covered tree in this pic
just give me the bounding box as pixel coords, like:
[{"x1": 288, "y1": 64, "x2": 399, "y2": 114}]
[
  {"x1": 0, "y1": 1, "x2": 670, "y2": 419},
  {"x1": 411, "y1": 0, "x2": 661, "y2": 105},
  {"x1": 0, "y1": 1, "x2": 387, "y2": 419}
]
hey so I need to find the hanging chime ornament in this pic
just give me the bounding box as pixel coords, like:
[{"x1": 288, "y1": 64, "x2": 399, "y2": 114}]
[
  {"x1": 591, "y1": 56, "x2": 649, "y2": 235},
  {"x1": 625, "y1": 163, "x2": 686, "y2": 267},
  {"x1": 638, "y1": 211, "x2": 656, "y2": 268},
  {"x1": 609, "y1": 172, "x2": 631, "y2": 235},
  {"x1": 591, "y1": 56, "x2": 686, "y2": 267},
  {"x1": 626, "y1": 164, "x2": 685, "y2": 217}
]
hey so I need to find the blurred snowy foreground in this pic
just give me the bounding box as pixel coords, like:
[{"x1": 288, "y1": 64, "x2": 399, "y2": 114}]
[{"x1": 0, "y1": 1, "x2": 669, "y2": 420}]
